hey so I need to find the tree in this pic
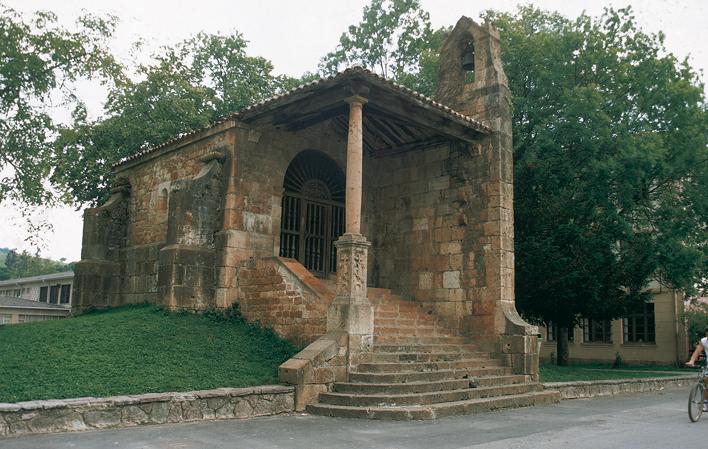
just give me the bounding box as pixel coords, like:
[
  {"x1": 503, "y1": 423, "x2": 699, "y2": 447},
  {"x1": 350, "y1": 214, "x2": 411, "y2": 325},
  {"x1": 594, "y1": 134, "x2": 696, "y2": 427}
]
[
  {"x1": 683, "y1": 299, "x2": 708, "y2": 347},
  {"x1": 0, "y1": 3, "x2": 120, "y2": 207},
  {"x1": 319, "y1": 0, "x2": 435, "y2": 89},
  {"x1": 2, "y1": 249, "x2": 73, "y2": 279},
  {"x1": 321, "y1": 1, "x2": 708, "y2": 365},
  {"x1": 53, "y1": 32, "x2": 296, "y2": 206},
  {"x1": 482, "y1": 6, "x2": 708, "y2": 364}
]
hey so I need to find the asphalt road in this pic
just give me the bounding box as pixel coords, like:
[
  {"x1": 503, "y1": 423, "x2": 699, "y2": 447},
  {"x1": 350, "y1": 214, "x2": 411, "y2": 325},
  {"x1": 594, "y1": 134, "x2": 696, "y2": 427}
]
[{"x1": 2, "y1": 388, "x2": 706, "y2": 449}]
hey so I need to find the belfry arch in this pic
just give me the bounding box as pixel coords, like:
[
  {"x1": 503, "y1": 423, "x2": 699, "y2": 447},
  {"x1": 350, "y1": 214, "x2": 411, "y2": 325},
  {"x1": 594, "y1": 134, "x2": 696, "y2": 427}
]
[{"x1": 279, "y1": 150, "x2": 345, "y2": 278}]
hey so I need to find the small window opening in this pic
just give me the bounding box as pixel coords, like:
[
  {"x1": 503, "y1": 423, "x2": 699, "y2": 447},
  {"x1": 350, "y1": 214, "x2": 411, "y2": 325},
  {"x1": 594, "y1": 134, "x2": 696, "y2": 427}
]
[{"x1": 157, "y1": 188, "x2": 169, "y2": 212}]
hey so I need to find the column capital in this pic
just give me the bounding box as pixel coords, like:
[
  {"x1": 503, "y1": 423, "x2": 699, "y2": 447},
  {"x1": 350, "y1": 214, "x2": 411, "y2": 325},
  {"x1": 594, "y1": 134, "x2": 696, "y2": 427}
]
[{"x1": 344, "y1": 95, "x2": 368, "y2": 106}]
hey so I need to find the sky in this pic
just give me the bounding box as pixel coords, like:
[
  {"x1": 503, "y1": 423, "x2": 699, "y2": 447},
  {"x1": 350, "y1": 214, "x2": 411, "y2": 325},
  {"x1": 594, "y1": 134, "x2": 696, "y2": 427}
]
[{"x1": 1, "y1": 0, "x2": 707, "y2": 261}]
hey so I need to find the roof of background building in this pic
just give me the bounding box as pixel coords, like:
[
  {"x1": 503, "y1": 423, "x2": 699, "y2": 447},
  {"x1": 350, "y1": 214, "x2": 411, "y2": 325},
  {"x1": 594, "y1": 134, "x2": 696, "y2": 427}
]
[
  {"x1": 0, "y1": 271, "x2": 74, "y2": 288},
  {"x1": 0, "y1": 295, "x2": 71, "y2": 311}
]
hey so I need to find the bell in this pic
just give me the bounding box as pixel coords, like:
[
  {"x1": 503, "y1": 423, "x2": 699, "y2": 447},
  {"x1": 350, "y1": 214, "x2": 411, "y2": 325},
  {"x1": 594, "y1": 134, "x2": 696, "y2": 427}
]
[{"x1": 462, "y1": 43, "x2": 475, "y2": 71}]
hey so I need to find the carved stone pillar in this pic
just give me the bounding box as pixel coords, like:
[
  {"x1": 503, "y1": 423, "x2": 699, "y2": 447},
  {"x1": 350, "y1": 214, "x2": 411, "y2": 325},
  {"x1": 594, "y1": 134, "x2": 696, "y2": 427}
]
[
  {"x1": 327, "y1": 234, "x2": 372, "y2": 366},
  {"x1": 326, "y1": 95, "x2": 373, "y2": 367}
]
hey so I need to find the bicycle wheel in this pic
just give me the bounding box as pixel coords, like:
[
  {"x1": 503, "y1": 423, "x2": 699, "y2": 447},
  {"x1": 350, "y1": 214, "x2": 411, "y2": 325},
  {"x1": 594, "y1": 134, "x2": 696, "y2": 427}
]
[{"x1": 688, "y1": 382, "x2": 704, "y2": 422}]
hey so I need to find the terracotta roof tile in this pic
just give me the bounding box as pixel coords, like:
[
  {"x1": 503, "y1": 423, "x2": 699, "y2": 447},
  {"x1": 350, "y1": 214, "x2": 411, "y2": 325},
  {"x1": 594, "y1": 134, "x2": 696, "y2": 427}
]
[{"x1": 114, "y1": 67, "x2": 490, "y2": 168}]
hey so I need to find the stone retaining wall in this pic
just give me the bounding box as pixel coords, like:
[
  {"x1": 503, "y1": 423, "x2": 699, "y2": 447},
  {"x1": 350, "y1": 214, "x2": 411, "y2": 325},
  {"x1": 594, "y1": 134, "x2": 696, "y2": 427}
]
[
  {"x1": 0, "y1": 385, "x2": 293, "y2": 438},
  {"x1": 544, "y1": 375, "x2": 695, "y2": 400}
]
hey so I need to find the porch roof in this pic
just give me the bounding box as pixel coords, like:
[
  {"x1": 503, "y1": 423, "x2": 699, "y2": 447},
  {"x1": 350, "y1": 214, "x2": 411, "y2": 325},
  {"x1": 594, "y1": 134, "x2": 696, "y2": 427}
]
[{"x1": 115, "y1": 67, "x2": 490, "y2": 167}]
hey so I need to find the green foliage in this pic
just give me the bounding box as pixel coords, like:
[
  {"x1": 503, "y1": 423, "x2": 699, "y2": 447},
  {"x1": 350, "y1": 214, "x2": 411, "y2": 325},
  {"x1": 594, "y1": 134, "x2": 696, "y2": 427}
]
[
  {"x1": 0, "y1": 3, "x2": 120, "y2": 207},
  {"x1": 1, "y1": 249, "x2": 73, "y2": 279},
  {"x1": 482, "y1": 6, "x2": 708, "y2": 331},
  {"x1": 53, "y1": 31, "x2": 295, "y2": 206},
  {"x1": 319, "y1": 0, "x2": 435, "y2": 86},
  {"x1": 0, "y1": 304, "x2": 297, "y2": 402},
  {"x1": 683, "y1": 300, "x2": 708, "y2": 345}
]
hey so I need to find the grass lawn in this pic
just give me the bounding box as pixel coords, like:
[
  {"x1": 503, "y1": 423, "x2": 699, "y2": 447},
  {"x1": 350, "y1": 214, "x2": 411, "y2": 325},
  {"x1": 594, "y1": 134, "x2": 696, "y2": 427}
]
[
  {"x1": 0, "y1": 304, "x2": 297, "y2": 403},
  {"x1": 540, "y1": 362, "x2": 690, "y2": 382}
]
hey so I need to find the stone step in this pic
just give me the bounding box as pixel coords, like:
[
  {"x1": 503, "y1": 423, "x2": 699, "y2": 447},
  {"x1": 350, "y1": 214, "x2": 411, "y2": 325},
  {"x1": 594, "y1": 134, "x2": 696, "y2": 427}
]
[
  {"x1": 372, "y1": 343, "x2": 481, "y2": 353},
  {"x1": 333, "y1": 375, "x2": 530, "y2": 395},
  {"x1": 373, "y1": 328, "x2": 457, "y2": 338},
  {"x1": 361, "y1": 351, "x2": 490, "y2": 363},
  {"x1": 373, "y1": 336, "x2": 469, "y2": 345},
  {"x1": 349, "y1": 367, "x2": 512, "y2": 384},
  {"x1": 318, "y1": 383, "x2": 542, "y2": 407},
  {"x1": 307, "y1": 390, "x2": 561, "y2": 420},
  {"x1": 356, "y1": 358, "x2": 502, "y2": 374}
]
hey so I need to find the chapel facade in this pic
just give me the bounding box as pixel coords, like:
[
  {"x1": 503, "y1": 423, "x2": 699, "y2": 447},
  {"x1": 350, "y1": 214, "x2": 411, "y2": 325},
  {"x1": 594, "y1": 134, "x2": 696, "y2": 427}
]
[{"x1": 73, "y1": 17, "x2": 556, "y2": 418}]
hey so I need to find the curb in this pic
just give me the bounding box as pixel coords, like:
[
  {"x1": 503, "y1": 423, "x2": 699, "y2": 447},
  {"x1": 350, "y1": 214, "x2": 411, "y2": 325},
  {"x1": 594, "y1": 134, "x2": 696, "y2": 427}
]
[
  {"x1": 0, "y1": 385, "x2": 294, "y2": 438},
  {"x1": 543, "y1": 375, "x2": 695, "y2": 400}
]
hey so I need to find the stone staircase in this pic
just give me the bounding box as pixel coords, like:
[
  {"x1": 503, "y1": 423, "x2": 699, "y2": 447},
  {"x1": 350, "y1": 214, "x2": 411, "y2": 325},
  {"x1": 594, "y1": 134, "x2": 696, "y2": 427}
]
[{"x1": 307, "y1": 288, "x2": 559, "y2": 419}]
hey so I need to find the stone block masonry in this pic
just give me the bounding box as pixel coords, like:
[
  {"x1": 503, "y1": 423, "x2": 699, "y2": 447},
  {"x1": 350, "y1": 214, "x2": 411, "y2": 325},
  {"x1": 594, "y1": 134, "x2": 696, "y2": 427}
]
[
  {"x1": 0, "y1": 385, "x2": 293, "y2": 438},
  {"x1": 238, "y1": 257, "x2": 334, "y2": 347}
]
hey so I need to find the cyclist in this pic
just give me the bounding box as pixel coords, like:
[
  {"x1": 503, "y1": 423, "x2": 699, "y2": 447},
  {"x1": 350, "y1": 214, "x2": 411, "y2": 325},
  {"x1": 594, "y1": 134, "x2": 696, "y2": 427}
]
[{"x1": 686, "y1": 326, "x2": 708, "y2": 411}]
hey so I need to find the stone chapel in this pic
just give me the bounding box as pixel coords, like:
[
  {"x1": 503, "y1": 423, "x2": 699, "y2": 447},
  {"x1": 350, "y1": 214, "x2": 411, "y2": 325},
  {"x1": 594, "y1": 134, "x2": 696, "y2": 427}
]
[{"x1": 73, "y1": 17, "x2": 558, "y2": 418}]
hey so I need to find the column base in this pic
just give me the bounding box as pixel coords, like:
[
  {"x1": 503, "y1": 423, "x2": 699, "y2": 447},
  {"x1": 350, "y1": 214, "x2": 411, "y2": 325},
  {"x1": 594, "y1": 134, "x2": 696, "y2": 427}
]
[{"x1": 327, "y1": 233, "x2": 372, "y2": 367}]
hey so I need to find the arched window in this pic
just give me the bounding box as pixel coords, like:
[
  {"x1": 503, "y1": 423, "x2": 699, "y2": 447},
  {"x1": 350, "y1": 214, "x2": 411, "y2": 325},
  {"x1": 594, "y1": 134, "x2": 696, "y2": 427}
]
[
  {"x1": 157, "y1": 188, "x2": 169, "y2": 212},
  {"x1": 279, "y1": 150, "x2": 345, "y2": 277}
]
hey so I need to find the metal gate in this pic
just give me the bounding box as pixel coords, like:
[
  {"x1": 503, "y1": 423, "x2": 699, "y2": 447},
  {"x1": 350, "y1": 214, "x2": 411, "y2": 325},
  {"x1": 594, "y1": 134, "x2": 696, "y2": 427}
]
[{"x1": 279, "y1": 151, "x2": 345, "y2": 277}]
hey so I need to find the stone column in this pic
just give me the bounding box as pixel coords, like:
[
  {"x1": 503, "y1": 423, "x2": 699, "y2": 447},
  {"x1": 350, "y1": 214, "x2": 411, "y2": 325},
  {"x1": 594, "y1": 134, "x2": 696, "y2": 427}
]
[
  {"x1": 327, "y1": 95, "x2": 373, "y2": 367},
  {"x1": 345, "y1": 96, "x2": 366, "y2": 234}
]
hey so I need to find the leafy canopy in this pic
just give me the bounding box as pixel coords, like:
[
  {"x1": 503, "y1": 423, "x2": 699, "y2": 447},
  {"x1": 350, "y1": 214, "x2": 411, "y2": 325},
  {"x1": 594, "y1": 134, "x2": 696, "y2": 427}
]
[
  {"x1": 53, "y1": 32, "x2": 298, "y2": 206},
  {"x1": 482, "y1": 6, "x2": 708, "y2": 328},
  {"x1": 319, "y1": 0, "x2": 434, "y2": 82},
  {"x1": 0, "y1": 3, "x2": 120, "y2": 207},
  {"x1": 1, "y1": 249, "x2": 73, "y2": 280}
]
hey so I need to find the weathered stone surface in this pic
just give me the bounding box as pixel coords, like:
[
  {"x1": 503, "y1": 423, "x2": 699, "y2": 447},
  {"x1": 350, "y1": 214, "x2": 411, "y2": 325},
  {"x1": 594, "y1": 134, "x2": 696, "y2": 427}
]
[
  {"x1": 121, "y1": 405, "x2": 150, "y2": 425},
  {"x1": 0, "y1": 386, "x2": 294, "y2": 438},
  {"x1": 28, "y1": 409, "x2": 87, "y2": 434},
  {"x1": 544, "y1": 376, "x2": 694, "y2": 400},
  {"x1": 84, "y1": 408, "x2": 121, "y2": 429},
  {"x1": 232, "y1": 398, "x2": 254, "y2": 418}
]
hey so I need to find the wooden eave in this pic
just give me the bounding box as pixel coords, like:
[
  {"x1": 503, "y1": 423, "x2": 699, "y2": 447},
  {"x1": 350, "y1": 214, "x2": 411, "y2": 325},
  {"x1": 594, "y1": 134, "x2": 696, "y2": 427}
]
[
  {"x1": 113, "y1": 67, "x2": 491, "y2": 169},
  {"x1": 236, "y1": 68, "x2": 490, "y2": 157}
]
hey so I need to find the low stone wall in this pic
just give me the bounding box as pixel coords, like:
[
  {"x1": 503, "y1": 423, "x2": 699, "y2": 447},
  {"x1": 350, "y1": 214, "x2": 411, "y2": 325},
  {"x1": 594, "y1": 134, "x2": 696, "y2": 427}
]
[
  {"x1": 544, "y1": 375, "x2": 695, "y2": 400},
  {"x1": 0, "y1": 385, "x2": 293, "y2": 438}
]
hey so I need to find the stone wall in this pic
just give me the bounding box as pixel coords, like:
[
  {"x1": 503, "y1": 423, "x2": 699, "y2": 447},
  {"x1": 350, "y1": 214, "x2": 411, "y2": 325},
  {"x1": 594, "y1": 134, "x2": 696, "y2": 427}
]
[
  {"x1": 544, "y1": 375, "x2": 694, "y2": 400},
  {"x1": 117, "y1": 243, "x2": 161, "y2": 305},
  {"x1": 238, "y1": 257, "x2": 335, "y2": 347},
  {"x1": 74, "y1": 124, "x2": 235, "y2": 310},
  {"x1": 369, "y1": 143, "x2": 465, "y2": 329},
  {"x1": 215, "y1": 120, "x2": 367, "y2": 310},
  {"x1": 0, "y1": 385, "x2": 293, "y2": 438}
]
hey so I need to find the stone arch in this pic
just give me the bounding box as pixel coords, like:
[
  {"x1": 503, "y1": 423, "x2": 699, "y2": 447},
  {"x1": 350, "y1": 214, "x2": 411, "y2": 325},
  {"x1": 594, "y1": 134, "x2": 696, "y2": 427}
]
[{"x1": 279, "y1": 150, "x2": 346, "y2": 277}]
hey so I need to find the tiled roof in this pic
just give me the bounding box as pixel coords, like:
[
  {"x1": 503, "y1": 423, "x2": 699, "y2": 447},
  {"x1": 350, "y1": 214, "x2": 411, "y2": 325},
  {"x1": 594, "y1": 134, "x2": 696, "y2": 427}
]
[
  {"x1": 0, "y1": 295, "x2": 71, "y2": 311},
  {"x1": 0, "y1": 271, "x2": 74, "y2": 288},
  {"x1": 114, "y1": 67, "x2": 490, "y2": 168}
]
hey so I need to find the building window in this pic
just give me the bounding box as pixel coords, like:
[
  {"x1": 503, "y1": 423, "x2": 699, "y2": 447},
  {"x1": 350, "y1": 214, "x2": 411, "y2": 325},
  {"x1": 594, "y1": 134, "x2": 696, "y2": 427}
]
[
  {"x1": 14, "y1": 289, "x2": 21, "y2": 297},
  {"x1": 49, "y1": 285, "x2": 59, "y2": 304},
  {"x1": 60, "y1": 284, "x2": 71, "y2": 304},
  {"x1": 624, "y1": 303, "x2": 655, "y2": 343},
  {"x1": 583, "y1": 319, "x2": 612, "y2": 343},
  {"x1": 0, "y1": 314, "x2": 12, "y2": 325},
  {"x1": 39, "y1": 286, "x2": 48, "y2": 302},
  {"x1": 546, "y1": 322, "x2": 574, "y2": 342}
]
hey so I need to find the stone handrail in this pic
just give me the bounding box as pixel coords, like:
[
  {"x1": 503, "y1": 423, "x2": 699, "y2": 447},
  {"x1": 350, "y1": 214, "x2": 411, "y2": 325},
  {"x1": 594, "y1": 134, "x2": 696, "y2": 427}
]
[{"x1": 278, "y1": 331, "x2": 348, "y2": 411}]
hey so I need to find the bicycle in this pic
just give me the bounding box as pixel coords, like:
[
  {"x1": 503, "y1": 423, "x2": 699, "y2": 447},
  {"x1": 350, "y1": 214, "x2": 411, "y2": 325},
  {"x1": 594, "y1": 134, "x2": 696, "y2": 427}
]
[{"x1": 687, "y1": 361, "x2": 708, "y2": 422}]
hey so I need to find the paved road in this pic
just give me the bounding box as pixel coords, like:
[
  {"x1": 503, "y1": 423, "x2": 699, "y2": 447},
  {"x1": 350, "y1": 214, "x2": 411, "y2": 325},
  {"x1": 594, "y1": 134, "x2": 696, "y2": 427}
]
[{"x1": 2, "y1": 388, "x2": 706, "y2": 449}]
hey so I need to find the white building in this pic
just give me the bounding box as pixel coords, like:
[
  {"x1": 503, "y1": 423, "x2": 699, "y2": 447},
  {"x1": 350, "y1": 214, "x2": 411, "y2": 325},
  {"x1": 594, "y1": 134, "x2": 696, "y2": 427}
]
[
  {"x1": 0, "y1": 271, "x2": 74, "y2": 307},
  {"x1": 0, "y1": 296, "x2": 71, "y2": 325}
]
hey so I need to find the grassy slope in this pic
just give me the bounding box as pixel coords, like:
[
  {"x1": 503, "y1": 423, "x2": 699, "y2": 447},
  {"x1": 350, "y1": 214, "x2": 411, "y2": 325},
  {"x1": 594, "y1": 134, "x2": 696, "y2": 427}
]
[
  {"x1": 0, "y1": 305, "x2": 297, "y2": 403},
  {"x1": 540, "y1": 363, "x2": 688, "y2": 382}
]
